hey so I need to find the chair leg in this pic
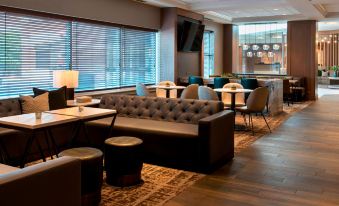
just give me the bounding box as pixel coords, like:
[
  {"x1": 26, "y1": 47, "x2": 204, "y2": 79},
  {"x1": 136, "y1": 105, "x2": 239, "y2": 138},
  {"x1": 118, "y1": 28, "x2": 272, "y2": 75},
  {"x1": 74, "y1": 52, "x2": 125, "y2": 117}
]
[
  {"x1": 242, "y1": 114, "x2": 248, "y2": 128},
  {"x1": 261, "y1": 112, "x2": 271, "y2": 133},
  {"x1": 250, "y1": 114, "x2": 254, "y2": 136}
]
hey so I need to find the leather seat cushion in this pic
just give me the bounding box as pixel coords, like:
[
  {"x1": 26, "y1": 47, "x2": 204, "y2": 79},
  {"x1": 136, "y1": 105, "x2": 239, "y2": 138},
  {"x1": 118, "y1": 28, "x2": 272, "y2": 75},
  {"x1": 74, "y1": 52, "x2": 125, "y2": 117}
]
[{"x1": 89, "y1": 117, "x2": 199, "y2": 139}]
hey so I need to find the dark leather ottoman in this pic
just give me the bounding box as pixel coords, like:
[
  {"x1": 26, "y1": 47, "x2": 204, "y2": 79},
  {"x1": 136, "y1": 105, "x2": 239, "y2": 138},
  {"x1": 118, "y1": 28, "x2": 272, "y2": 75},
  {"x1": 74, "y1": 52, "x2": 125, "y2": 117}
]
[
  {"x1": 59, "y1": 147, "x2": 103, "y2": 206},
  {"x1": 104, "y1": 136, "x2": 143, "y2": 187}
]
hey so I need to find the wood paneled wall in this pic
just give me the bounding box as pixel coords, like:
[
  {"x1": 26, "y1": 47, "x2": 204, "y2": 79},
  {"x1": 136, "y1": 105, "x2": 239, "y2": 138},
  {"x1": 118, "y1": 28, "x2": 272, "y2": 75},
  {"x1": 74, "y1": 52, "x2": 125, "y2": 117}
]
[
  {"x1": 287, "y1": 20, "x2": 317, "y2": 100},
  {"x1": 317, "y1": 32, "x2": 339, "y2": 68},
  {"x1": 223, "y1": 24, "x2": 233, "y2": 74}
]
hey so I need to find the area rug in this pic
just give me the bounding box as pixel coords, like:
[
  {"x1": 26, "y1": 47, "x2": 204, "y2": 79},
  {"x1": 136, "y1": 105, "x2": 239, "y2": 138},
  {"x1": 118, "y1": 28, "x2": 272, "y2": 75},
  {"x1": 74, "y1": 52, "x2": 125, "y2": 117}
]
[
  {"x1": 101, "y1": 164, "x2": 204, "y2": 206},
  {"x1": 234, "y1": 101, "x2": 312, "y2": 153}
]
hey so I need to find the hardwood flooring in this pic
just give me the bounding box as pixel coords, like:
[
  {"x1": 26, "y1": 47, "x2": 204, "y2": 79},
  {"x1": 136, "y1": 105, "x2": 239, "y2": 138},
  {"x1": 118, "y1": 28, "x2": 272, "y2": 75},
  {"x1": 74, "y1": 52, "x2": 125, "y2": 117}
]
[{"x1": 165, "y1": 95, "x2": 339, "y2": 206}]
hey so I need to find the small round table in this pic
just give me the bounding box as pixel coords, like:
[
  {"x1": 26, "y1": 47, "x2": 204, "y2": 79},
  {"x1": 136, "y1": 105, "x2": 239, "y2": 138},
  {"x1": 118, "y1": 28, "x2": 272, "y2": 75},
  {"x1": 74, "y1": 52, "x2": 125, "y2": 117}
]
[
  {"x1": 214, "y1": 88, "x2": 253, "y2": 111},
  {"x1": 150, "y1": 85, "x2": 186, "y2": 98}
]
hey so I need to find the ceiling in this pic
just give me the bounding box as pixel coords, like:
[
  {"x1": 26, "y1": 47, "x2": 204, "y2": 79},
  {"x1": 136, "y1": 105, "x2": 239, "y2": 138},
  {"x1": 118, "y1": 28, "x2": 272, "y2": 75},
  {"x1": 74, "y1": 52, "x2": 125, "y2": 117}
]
[{"x1": 140, "y1": 0, "x2": 339, "y2": 31}]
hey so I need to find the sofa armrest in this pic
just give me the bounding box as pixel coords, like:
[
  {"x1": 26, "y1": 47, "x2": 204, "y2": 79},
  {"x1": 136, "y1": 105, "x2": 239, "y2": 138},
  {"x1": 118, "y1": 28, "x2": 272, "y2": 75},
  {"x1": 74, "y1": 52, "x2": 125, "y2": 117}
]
[
  {"x1": 0, "y1": 157, "x2": 81, "y2": 206},
  {"x1": 198, "y1": 110, "x2": 234, "y2": 172}
]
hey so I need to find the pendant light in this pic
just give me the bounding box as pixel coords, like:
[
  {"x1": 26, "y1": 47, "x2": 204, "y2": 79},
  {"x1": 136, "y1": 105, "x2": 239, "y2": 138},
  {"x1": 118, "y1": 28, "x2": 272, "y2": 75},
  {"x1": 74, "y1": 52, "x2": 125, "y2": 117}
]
[
  {"x1": 263, "y1": 24, "x2": 270, "y2": 50},
  {"x1": 273, "y1": 23, "x2": 280, "y2": 51},
  {"x1": 243, "y1": 25, "x2": 249, "y2": 51},
  {"x1": 252, "y1": 24, "x2": 259, "y2": 51}
]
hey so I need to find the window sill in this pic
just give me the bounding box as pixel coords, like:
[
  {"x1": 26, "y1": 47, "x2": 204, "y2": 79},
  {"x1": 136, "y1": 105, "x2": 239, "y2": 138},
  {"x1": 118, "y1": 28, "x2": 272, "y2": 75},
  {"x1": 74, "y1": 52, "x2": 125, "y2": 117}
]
[{"x1": 75, "y1": 87, "x2": 137, "y2": 97}]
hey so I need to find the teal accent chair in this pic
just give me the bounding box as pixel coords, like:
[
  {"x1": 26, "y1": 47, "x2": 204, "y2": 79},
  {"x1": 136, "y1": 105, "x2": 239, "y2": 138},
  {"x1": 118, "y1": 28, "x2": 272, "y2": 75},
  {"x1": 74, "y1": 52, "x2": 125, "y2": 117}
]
[{"x1": 188, "y1": 76, "x2": 204, "y2": 86}]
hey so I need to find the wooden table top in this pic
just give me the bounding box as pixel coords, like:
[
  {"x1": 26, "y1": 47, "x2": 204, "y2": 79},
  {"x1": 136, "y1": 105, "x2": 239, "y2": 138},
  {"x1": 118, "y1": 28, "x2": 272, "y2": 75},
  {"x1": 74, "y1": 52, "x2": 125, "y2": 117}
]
[
  {"x1": 214, "y1": 88, "x2": 253, "y2": 93},
  {"x1": 46, "y1": 107, "x2": 116, "y2": 120},
  {"x1": 0, "y1": 112, "x2": 78, "y2": 130}
]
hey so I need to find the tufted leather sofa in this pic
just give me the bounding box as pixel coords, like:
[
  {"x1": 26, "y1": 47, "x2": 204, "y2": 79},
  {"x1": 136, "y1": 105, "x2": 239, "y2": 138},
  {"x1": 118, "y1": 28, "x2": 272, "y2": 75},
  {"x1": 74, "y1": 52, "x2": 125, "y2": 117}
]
[{"x1": 87, "y1": 95, "x2": 235, "y2": 173}]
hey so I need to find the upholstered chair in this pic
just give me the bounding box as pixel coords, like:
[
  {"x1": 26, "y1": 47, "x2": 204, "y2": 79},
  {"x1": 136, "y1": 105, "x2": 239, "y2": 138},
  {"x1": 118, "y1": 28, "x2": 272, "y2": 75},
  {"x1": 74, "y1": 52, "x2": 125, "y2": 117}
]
[
  {"x1": 136, "y1": 83, "x2": 151, "y2": 97},
  {"x1": 156, "y1": 81, "x2": 177, "y2": 98},
  {"x1": 198, "y1": 86, "x2": 219, "y2": 101},
  {"x1": 180, "y1": 84, "x2": 199, "y2": 99},
  {"x1": 222, "y1": 83, "x2": 245, "y2": 107},
  {"x1": 188, "y1": 76, "x2": 204, "y2": 86},
  {"x1": 236, "y1": 87, "x2": 271, "y2": 135},
  {"x1": 214, "y1": 77, "x2": 230, "y2": 89}
]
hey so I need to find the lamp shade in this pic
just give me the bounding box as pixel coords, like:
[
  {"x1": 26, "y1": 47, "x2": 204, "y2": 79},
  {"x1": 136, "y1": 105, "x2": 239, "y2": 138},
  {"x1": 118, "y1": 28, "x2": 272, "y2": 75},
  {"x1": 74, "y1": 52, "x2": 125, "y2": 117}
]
[{"x1": 53, "y1": 70, "x2": 79, "y2": 88}]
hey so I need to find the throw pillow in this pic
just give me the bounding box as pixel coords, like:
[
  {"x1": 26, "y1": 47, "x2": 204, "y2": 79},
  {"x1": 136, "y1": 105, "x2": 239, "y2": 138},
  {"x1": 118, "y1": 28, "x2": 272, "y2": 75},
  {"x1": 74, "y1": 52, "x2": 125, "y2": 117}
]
[
  {"x1": 20, "y1": 92, "x2": 49, "y2": 114},
  {"x1": 33, "y1": 86, "x2": 67, "y2": 110}
]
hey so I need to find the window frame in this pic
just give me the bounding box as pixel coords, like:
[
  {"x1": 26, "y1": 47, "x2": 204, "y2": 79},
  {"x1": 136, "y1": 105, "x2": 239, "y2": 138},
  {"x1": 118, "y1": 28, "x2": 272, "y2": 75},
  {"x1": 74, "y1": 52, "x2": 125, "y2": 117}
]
[{"x1": 203, "y1": 30, "x2": 215, "y2": 78}]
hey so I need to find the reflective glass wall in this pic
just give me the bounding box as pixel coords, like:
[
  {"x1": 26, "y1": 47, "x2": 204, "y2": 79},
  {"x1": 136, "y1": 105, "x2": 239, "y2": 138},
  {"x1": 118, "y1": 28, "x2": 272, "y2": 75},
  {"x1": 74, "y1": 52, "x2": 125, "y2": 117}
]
[{"x1": 236, "y1": 23, "x2": 287, "y2": 75}]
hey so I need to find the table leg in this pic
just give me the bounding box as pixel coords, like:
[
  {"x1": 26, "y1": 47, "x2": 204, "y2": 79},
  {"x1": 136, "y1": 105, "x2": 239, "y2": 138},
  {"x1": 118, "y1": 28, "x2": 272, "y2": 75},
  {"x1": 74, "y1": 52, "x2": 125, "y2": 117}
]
[
  {"x1": 166, "y1": 89, "x2": 170, "y2": 98},
  {"x1": 69, "y1": 121, "x2": 81, "y2": 147},
  {"x1": 44, "y1": 130, "x2": 54, "y2": 159},
  {"x1": 107, "y1": 114, "x2": 117, "y2": 140},
  {"x1": 0, "y1": 139, "x2": 8, "y2": 164},
  {"x1": 36, "y1": 137, "x2": 46, "y2": 162},
  {"x1": 20, "y1": 132, "x2": 35, "y2": 168},
  {"x1": 231, "y1": 93, "x2": 236, "y2": 111},
  {"x1": 47, "y1": 129, "x2": 59, "y2": 158}
]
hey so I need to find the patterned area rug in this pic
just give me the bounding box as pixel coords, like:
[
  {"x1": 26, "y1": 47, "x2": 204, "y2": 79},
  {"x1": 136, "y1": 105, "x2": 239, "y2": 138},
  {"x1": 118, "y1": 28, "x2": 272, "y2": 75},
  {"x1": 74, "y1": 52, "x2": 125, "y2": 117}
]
[
  {"x1": 101, "y1": 164, "x2": 204, "y2": 206},
  {"x1": 234, "y1": 102, "x2": 312, "y2": 153}
]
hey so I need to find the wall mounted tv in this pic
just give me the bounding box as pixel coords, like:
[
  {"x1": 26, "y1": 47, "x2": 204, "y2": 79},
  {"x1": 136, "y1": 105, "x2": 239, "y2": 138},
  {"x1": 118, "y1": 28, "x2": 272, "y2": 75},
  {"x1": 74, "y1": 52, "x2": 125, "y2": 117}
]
[{"x1": 178, "y1": 20, "x2": 205, "y2": 52}]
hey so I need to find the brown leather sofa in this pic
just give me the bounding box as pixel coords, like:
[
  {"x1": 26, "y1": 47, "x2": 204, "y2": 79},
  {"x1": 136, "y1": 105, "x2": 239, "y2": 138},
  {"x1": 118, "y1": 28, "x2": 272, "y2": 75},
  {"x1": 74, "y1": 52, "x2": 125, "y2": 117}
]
[
  {"x1": 0, "y1": 156, "x2": 81, "y2": 206},
  {"x1": 87, "y1": 95, "x2": 235, "y2": 173}
]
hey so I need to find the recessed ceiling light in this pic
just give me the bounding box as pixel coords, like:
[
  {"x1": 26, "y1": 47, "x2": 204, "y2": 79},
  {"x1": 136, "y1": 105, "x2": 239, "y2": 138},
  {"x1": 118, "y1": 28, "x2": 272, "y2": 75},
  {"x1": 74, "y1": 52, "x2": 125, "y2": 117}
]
[
  {"x1": 282, "y1": 14, "x2": 287, "y2": 15},
  {"x1": 273, "y1": 9, "x2": 279, "y2": 11}
]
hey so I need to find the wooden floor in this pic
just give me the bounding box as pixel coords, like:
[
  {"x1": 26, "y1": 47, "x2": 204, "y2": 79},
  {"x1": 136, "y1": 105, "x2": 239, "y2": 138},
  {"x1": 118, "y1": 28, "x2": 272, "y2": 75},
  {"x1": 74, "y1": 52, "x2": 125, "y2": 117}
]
[{"x1": 166, "y1": 95, "x2": 339, "y2": 206}]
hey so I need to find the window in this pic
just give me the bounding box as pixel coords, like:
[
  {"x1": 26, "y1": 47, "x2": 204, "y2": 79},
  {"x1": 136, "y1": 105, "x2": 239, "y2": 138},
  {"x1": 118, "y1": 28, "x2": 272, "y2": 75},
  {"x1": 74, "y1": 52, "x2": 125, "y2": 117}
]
[
  {"x1": 203, "y1": 31, "x2": 214, "y2": 78},
  {"x1": 0, "y1": 11, "x2": 157, "y2": 98},
  {"x1": 236, "y1": 23, "x2": 287, "y2": 75}
]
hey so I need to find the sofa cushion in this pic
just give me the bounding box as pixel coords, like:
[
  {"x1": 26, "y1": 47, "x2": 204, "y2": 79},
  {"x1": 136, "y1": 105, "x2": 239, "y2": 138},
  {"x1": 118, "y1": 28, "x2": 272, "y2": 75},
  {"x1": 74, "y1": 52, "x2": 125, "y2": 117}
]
[
  {"x1": 33, "y1": 86, "x2": 67, "y2": 110},
  {"x1": 0, "y1": 164, "x2": 19, "y2": 175},
  {"x1": 0, "y1": 98, "x2": 21, "y2": 117},
  {"x1": 99, "y1": 95, "x2": 224, "y2": 124},
  {"x1": 90, "y1": 117, "x2": 198, "y2": 139},
  {"x1": 20, "y1": 93, "x2": 49, "y2": 114}
]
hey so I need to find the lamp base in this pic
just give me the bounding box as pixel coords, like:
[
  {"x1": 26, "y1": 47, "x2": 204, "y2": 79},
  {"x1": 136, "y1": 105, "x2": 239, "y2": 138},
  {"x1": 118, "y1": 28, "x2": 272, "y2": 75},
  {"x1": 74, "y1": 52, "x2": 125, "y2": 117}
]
[{"x1": 66, "y1": 88, "x2": 75, "y2": 100}]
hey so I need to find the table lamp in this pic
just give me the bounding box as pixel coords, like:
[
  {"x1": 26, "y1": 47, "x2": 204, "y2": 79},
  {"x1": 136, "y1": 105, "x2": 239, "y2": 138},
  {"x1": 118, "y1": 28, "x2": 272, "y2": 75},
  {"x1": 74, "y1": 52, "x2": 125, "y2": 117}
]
[{"x1": 53, "y1": 70, "x2": 79, "y2": 100}]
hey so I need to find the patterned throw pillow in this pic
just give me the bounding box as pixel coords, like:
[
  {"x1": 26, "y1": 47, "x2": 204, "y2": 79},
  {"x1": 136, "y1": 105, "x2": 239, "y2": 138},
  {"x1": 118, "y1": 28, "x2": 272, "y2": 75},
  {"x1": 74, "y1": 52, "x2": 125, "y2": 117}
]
[{"x1": 20, "y1": 92, "x2": 50, "y2": 114}]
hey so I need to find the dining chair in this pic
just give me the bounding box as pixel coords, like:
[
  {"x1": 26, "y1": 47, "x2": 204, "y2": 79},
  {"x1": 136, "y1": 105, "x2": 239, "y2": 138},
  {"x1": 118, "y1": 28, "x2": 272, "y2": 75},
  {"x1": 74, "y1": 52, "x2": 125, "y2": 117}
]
[
  {"x1": 156, "y1": 81, "x2": 177, "y2": 98},
  {"x1": 198, "y1": 86, "x2": 219, "y2": 101},
  {"x1": 180, "y1": 84, "x2": 199, "y2": 99},
  {"x1": 188, "y1": 76, "x2": 204, "y2": 86},
  {"x1": 136, "y1": 83, "x2": 151, "y2": 97},
  {"x1": 241, "y1": 78, "x2": 258, "y2": 100},
  {"x1": 283, "y1": 79, "x2": 293, "y2": 106},
  {"x1": 236, "y1": 87, "x2": 271, "y2": 135},
  {"x1": 214, "y1": 77, "x2": 230, "y2": 89},
  {"x1": 222, "y1": 83, "x2": 245, "y2": 108}
]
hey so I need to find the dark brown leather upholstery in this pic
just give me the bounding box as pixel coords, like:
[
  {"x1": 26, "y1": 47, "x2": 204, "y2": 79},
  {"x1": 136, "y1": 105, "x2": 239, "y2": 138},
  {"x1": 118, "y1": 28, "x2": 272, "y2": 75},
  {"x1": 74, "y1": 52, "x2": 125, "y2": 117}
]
[
  {"x1": 87, "y1": 94, "x2": 234, "y2": 173},
  {"x1": 105, "y1": 136, "x2": 143, "y2": 187},
  {"x1": 0, "y1": 98, "x2": 21, "y2": 117},
  {"x1": 59, "y1": 147, "x2": 103, "y2": 206},
  {"x1": 99, "y1": 95, "x2": 223, "y2": 124},
  {"x1": 0, "y1": 156, "x2": 81, "y2": 206}
]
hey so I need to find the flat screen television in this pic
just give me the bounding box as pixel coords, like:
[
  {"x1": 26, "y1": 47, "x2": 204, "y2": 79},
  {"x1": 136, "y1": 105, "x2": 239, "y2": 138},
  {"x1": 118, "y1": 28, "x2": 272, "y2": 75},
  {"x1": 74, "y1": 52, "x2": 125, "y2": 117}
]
[{"x1": 178, "y1": 20, "x2": 205, "y2": 52}]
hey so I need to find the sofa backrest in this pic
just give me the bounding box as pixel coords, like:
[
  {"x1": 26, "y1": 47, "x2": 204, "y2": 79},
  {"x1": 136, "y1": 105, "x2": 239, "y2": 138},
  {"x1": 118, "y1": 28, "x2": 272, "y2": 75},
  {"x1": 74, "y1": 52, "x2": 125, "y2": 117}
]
[
  {"x1": 0, "y1": 98, "x2": 21, "y2": 117},
  {"x1": 99, "y1": 95, "x2": 224, "y2": 124}
]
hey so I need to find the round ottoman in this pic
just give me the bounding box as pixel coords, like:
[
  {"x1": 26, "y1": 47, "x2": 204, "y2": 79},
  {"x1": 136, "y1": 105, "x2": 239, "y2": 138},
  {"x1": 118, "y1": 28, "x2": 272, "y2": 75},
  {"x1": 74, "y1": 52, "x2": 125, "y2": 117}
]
[
  {"x1": 104, "y1": 136, "x2": 143, "y2": 187},
  {"x1": 59, "y1": 147, "x2": 103, "y2": 206}
]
